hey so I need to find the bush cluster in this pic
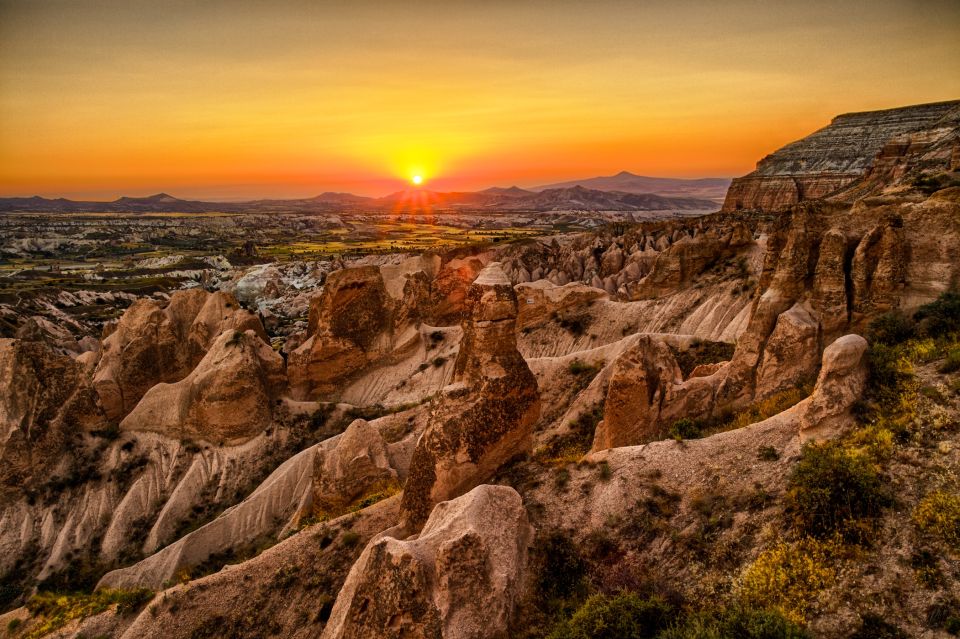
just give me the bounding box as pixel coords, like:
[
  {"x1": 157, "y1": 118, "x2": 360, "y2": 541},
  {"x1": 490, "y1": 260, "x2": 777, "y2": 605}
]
[
  {"x1": 913, "y1": 490, "x2": 960, "y2": 551},
  {"x1": 738, "y1": 537, "x2": 841, "y2": 625},
  {"x1": 785, "y1": 441, "x2": 889, "y2": 543}
]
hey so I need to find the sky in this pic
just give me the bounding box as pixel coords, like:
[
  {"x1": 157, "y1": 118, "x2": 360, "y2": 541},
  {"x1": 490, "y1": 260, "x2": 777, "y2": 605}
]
[{"x1": 1, "y1": 0, "x2": 958, "y2": 200}]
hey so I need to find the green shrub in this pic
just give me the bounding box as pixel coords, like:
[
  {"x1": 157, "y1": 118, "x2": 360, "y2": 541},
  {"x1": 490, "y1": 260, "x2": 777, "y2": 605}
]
[
  {"x1": 757, "y1": 446, "x2": 780, "y2": 462},
  {"x1": 867, "y1": 312, "x2": 915, "y2": 346},
  {"x1": 536, "y1": 405, "x2": 603, "y2": 464},
  {"x1": 662, "y1": 605, "x2": 810, "y2": 639},
  {"x1": 568, "y1": 360, "x2": 601, "y2": 377},
  {"x1": 25, "y1": 588, "x2": 153, "y2": 639},
  {"x1": 848, "y1": 613, "x2": 909, "y2": 639},
  {"x1": 669, "y1": 418, "x2": 702, "y2": 440},
  {"x1": 785, "y1": 441, "x2": 890, "y2": 543},
  {"x1": 535, "y1": 531, "x2": 587, "y2": 604},
  {"x1": 546, "y1": 593, "x2": 672, "y2": 639},
  {"x1": 913, "y1": 291, "x2": 960, "y2": 338},
  {"x1": 939, "y1": 345, "x2": 960, "y2": 374},
  {"x1": 340, "y1": 531, "x2": 361, "y2": 547}
]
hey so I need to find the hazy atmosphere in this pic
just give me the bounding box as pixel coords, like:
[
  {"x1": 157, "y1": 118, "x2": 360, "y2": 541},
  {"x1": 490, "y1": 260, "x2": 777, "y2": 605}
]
[{"x1": 1, "y1": 0, "x2": 958, "y2": 198}]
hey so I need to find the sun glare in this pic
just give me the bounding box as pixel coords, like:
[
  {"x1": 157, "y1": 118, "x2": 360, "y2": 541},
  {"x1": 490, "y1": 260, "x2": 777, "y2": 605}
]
[{"x1": 411, "y1": 174, "x2": 423, "y2": 186}]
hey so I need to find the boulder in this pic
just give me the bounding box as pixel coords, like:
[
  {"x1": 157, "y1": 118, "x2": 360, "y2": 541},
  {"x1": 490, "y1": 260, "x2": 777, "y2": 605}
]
[
  {"x1": 323, "y1": 484, "x2": 532, "y2": 639},
  {"x1": 120, "y1": 329, "x2": 285, "y2": 444},
  {"x1": 400, "y1": 263, "x2": 540, "y2": 531},
  {"x1": 799, "y1": 334, "x2": 869, "y2": 441}
]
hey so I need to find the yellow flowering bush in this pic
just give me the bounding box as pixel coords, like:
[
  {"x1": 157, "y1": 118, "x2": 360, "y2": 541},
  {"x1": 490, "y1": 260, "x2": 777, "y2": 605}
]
[
  {"x1": 913, "y1": 491, "x2": 960, "y2": 550},
  {"x1": 738, "y1": 537, "x2": 842, "y2": 625}
]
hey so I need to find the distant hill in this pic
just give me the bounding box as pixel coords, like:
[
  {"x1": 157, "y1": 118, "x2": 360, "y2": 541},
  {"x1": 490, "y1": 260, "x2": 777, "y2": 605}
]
[
  {"x1": 534, "y1": 171, "x2": 731, "y2": 203},
  {"x1": 0, "y1": 185, "x2": 717, "y2": 214}
]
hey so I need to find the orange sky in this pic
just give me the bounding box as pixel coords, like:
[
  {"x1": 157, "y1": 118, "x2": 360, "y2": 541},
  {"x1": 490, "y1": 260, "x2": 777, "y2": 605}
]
[{"x1": 1, "y1": 0, "x2": 958, "y2": 199}]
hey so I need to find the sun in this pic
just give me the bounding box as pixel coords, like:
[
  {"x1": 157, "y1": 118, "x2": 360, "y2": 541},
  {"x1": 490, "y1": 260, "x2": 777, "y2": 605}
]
[{"x1": 411, "y1": 174, "x2": 423, "y2": 186}]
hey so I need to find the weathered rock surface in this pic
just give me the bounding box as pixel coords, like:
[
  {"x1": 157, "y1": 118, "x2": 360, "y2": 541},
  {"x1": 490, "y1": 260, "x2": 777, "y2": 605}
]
[
  {"x1": 723, "y1": 100, "x2": 960, "y2": 211},
  {"x1": 312, "y1": 418, "x2": 398, "y2": 515},
  {"x1": 798, "y1": 334, "x2": 869, "y2": 441},
  {"x1": 515, "y1": 280, "x2": 608, "y2": 331},
  {"x1": 754, "y1": 302, "x2": 820, "y2": 399},
  {"x1": 288, "y1": 265, "x2": 426, "y2": 400},
  {"x1": 93, "y1": 289, "x2": 265, "y2": 421},
  {"x1": 323, "y1": 484, "x2": 532, "y2": 639},
  {"x1": 591, "y1": 335, "x2": 683, "y2": 449},
  {"x1": 0, "y1": 338, "x2": 105, "y2": 493},
  {"x1": 120, "y1": 329, "x2": 285, "y2": 444},
  {"x1": 400, "y1": 263, "x2": 540, "y2": 530}
]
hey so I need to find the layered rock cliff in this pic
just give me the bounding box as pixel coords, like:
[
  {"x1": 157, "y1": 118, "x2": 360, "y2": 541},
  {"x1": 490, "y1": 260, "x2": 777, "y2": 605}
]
[{"x1": 723, "y1": 100, "x2": 960, "y2": 211}]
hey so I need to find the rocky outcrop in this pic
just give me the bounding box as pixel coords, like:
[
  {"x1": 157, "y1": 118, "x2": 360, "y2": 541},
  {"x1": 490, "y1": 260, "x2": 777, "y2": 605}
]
[
  {"x1": 312, "y1": 418, "x2": 398, "y2": 515},
  {"x1": 754, "y1": 302, "x2": 820, "y2": 399},
  {"x1": 515, "y1": 280, "x2": 608, "y2": 331},
  {"x1": 586, "y1": 199, "x2": 939, "y2": 450},
  {"x1": 427, "y1": 255, "x2": 489, "y2": 325},
  {"x1": 851, "y1": 216, "x2": 906, "y2": 317},
  {"x1": 287, "y1": 265, "x2": 429, "y2": 400},
  {"x1": 627, "y1": 222, "x2": 753, "y2": 299},
  {"x1": 120, "y1": 329, "x2": 285, "y2": 444},
  {"x1": 400, "y1": 263, "x2": 540, "y2": 531},
  {"x1": 0, "y1": 339, "x2": 105, "y2": 493},
  {"x1": 324, "y1": 484, "x2": 532, "y2": 639},
  {"x1": 591, "y1": 335, "x2": 683, "y2": 449},
  {"x1": 723, "y1": 100, "x2": 960, "y2": 211},
  {"x1": 798, "y1": 334, "x2": 869, "y2": 441},
  {"x1": 93, "y1": 289, "x2": 265, "y2": 421}
]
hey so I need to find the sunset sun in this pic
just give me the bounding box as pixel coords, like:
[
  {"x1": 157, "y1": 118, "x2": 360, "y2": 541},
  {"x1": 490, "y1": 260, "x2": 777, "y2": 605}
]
[{"x1": 411, "y1": 174, "x2": 423, "y2": 186}]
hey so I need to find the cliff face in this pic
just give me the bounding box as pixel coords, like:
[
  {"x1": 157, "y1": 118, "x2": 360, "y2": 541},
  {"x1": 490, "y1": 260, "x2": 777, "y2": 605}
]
[{"x1": 723, "y1": 100, "x2": 960, "y2": 211}]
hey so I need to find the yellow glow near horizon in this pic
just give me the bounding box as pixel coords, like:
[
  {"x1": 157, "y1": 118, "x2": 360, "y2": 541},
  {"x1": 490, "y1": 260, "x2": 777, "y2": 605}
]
[{"x1": 0, "y1": 1, "x2": 958, "y2": 199}]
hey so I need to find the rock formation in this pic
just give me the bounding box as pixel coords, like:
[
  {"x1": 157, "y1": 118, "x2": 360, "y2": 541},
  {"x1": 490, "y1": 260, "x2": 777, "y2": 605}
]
[
  {"x1": 93, "y1": 289, "x2": 265, "y2": 421},
  {"x1": 400, "y1": 263, "x2": 540, "y2": 530},
  {"x1": 120, "y1": 329, "x2": 285, "y2": 444},
  {"x1": 0, "y1": 339, "x2": 104, "y2": 492},
  {"x1": 287, "y1": 265, "x2": 429, "y2": 400},
  {"x1": 323, "y1": 484, "x2": 532, "y2": 639},
  {"x1": 312, "y1": 418, "x2": 398, "y2": 515},
  {"x1": 797, "y1": 333, "x2": 869, "y2": 442},
  {"x1": 723, "y1": 100, "x2": 960, "y2": 211},
  {"x1": 591, "y1": 335, "x2": 684, "y2": 449}
]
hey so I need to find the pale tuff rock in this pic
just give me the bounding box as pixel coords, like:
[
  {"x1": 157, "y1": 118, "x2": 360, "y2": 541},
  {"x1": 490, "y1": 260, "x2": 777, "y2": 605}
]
[
  {"x1": 323, "y1": 484, "x2": 532, "y2": 639},
  {"x1": 851, "y1": 217, "x2": 906, "y2": 317},
  {"x1": 754, "y1": 302, "x2": 820, "y2": 399},
  {"x1": 591, "y1": 335, "x2": 683, "y2": 450},
  {"x1": 313, "y1": 418, "x2": 398, "y2": 515},
  {"x1": 120, "y1": 329, "x2": 285, "y2": 444},
  {"x1": 798, "y1": 334, "x2": 869, "y2": 442},
  {"x1": 288, "y1": 265, "x2": 429, "y2": 401},
  {"x1": 400, "y1": 263, "x2": 540, "y2": 531},
  {"x1": 93, "y1": 289, "x2": 265, "y2": 421},
  {"x1": 0, "y1": 338, "x2": 105, "y2": 492},
  {"x1": 515, "y1": 280, "x2": 608, "y2": 331}
]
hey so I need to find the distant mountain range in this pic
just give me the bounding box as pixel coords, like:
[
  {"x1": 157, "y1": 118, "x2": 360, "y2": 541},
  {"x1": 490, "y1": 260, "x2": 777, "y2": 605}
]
[
  {"x1": 0, "y1": 176, "x2": 726, "y2": 214},
  {"x1": 535, "y1": 171, "x2": 732, "y2": 203}
]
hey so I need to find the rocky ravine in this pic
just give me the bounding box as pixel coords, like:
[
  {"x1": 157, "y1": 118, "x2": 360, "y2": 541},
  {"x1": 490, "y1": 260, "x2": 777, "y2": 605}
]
[{"x1": 1, "y1": 102, "x2": 960, "y2": 639}]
